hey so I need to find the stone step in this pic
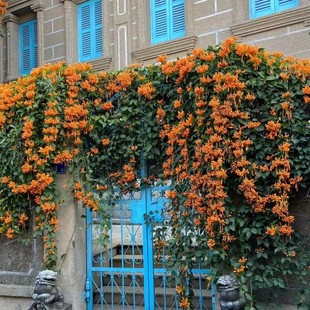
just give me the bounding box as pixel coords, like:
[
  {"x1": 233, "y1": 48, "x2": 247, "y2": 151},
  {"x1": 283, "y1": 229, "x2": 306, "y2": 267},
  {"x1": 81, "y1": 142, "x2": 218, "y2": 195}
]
[{"x1": 94, "y1": 286, "x2": 213, "y2": 309}]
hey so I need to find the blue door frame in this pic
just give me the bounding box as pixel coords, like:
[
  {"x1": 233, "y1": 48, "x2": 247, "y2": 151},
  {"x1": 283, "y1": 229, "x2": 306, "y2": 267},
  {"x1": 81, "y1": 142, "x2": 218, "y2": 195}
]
[{"x1": 84, "y1": 185, "x2": 216, "y2": 309}]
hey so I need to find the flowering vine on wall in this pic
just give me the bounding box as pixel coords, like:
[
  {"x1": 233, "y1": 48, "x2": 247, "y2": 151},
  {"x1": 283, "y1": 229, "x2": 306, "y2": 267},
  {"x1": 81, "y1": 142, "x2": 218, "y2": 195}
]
[
  {"x1": 0, "y1": 0, "x2": 7, "y2": 37},
  {"x1": 0, "y1": 37, "x2": 309, "y2": 308}
]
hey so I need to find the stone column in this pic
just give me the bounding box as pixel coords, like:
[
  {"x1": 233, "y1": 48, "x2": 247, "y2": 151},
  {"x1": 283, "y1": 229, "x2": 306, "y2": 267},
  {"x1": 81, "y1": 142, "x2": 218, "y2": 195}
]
[
  {"x1": 56, "y1": 174, "x2": 86, "y2": 310},
  {"x1": 134, "y1": 0, "x2": 148, "y2": 50},
  {"x1": 31, "y1": 3, "x2": 45, "y2": 67},
  {"x1": 0, "y1": 36, "x2": 4, "y2": 83},
  {"x1": 186, "y1": 0, "x2": 195, "y2": 37},
  {"x1": 62, "y1": 0, "x2": 78, "y2": 63},
  {"x1": 3, "y1": 14, "x2": 19, "y2": 81},
  {"x1": 113, "y1": 0, "x2": 130, "y2": 70}
]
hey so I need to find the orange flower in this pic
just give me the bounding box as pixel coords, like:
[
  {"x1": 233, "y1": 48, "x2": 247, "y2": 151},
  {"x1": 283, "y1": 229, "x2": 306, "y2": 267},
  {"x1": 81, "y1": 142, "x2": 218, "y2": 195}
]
[
  {"x1": 266, "y1": 226, "x2": 277, "y2": 236},
  {"x1": 156, "y1": 108, "x2": 166, "y2": 121},
  {"x1": 302, "y1": 84, "x2": 310, "y2": 95},
  {"x1": 234, "y1": 265, "x2": 246, "y2": 274},
  {"x1": 265, "y1": 120, "x2": 281, "y2": 139},
  {"x1": 279, "y1": 224, "x2": 294, "y2": 236},
  {"x1": 6, "y1": 227, "x2": 15, "y2": 239},
  {"x1": 196, "y1": 64, "x2": 209, "y2": 74},
  {"x1": 166, "y1": 190, "x2": 177, "y2": 199},
  {"x1": 90, "y1": 148, "x2": 99, "y2": 155},
  {"x1": 278, "y1": 142, "x2": 290, "y2": 153},
  {"x1": 175, "y1": 285, "x2": 183, "y2": 294},
  {"x1": 137, "y1": 82, "x2": 155, "y2": 99},
  {"x1": 22, "y1": 120, "x2": 34, "y2": 140},
  {"x1": 207, "y1": 239, "x2": 216, "y2": 250},
  {"x1": 21, "y1": 162, "x2": 33, "y2": 174},
  {"x1": 102, "y1": 138, "x2": 110, "y2": 146},
  {"x1": 53, "y1": 150, "x2": 74, "y2": 164},
  {"x1": 173, "y1": 100, "x2": 182, "y2": 109},
  {"x1": 245, "y1": 93, "x2": 256, "y2": 101},
  {"x1": 19, "y1": 213, "x2": 29, "y2": 226},
  {"x1": 4, "y1": 213, "x2": 12, "y2": 224},
  {"x1": 41, "y1": 202, "x2": 58, "y2": 213},
  {"x1": 1, "y1": 176, "x2": 10, "y2": 183},
  {"x1": 117, "y1": 71, "x2": 133, "y2": 89},
  {"x1": 247, "y1": 121, "x2": 261, "y2": 129},
  {"x1": 179, "y1": 297, "x2": 190, "y2": 309},
  {"x1": 156, "y1": 54, "x2": 167, "y2": 63},
  {"x1": 0, "y1": 112, "x2": 6, "y2": 127},
  {"x1": 0, "y1": 0, "x2": 8, "y2": 16},
  {"x1": 102, "y1": 101, "x2": 114, "y2": 110},
  {"x1": 194, "y1": 87, "x2": 204, "y2": 98}
]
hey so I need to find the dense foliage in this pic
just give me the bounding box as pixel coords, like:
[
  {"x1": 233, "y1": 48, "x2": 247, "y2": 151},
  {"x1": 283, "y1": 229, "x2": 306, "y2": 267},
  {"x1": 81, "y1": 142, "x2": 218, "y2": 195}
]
[{"x1": 0, "y1": 37, "x2": 309, "y2": 308}]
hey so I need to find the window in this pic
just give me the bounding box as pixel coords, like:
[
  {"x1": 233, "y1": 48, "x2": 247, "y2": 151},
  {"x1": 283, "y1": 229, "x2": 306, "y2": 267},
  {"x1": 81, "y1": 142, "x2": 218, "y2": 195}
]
[
  {"x1": 150, "y1": 0, "x2": 185, "y2": 45},
  {"x1": 19, "y1": 19, "x2": 37, "y2": 76},
  {"x1": 78, "y1": 0, "x2": 103, "y2": 62},
  {"x1": 250, "y1": 0, "x2": 299, "y2": 19}
]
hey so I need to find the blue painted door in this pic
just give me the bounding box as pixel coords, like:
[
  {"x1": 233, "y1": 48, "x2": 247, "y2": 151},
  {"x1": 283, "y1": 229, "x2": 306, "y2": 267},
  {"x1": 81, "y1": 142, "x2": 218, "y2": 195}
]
[{"x1": 85, "y1": 184, "x2": 216, "y2": 309}]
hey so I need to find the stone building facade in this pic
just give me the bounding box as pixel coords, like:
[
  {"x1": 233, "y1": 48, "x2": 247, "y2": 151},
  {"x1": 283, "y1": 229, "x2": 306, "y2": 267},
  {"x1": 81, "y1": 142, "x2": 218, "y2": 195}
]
[{"x1": 0, "y1": 0, "x2": 309, "y2": 309}]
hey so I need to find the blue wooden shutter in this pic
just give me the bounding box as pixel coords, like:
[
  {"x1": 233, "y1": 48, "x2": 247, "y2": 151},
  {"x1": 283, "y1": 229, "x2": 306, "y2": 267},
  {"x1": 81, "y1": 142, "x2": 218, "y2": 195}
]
[
  {"x1": 250, "y1": 0, "x2": 298, "y2": 18},
  {"x1": 250, "y1": 0, "x2": 274, "y2": 18},
  {"x1": 276, "y1": 0, "x2": 298, "y2": 12},
  {"x1": 78, "y1": 0, "x2": 103, "y2": 62},
  {"x1": 19, "y1": 20, "x2": 37, "y2": 75},
  {"x1": 171, "y1": 0, "x2": 185, "y2": 40},
  {"x1": 94, "y1": 0, "x2": 103, "y2": 56},
  {"x1": 151, "y1": 0, "x2": 169, "y2": 44}
]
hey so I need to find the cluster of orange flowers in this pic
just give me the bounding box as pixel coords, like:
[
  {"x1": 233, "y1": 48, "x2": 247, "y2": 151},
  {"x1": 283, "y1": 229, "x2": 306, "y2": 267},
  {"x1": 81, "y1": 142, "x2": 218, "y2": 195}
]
[
  {"x1": 0, "y1": 37, "x2": 309, "y2": 278},
  {"x1": 153, "y1": 38, "x2": 310, "y2": 308},
  {"x1": 0, "y1": 212, "x2": 28, "y2": 238},
  {"x1": 63, "y1": 64, "x2": 94, "y2": 145},
  {"x1": 302, "y1": 84, "x2": 310, "y2": 104},
  {"x1": 0, "y1": 0, "x2": 7, "y2": 17},
  {"x1": 234, "y1": 256, "x2": 248, "y2": 274},
  {"x1": 137, "y1": 82, "x2": 156, "y2": 99},
  {"x1": 73, "y1": 182, "x2": 99, "y2": 211}
]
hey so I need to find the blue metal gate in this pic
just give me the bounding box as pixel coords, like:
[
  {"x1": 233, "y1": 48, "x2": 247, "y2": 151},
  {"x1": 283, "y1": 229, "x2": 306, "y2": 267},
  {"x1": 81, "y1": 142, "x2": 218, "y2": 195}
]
[{"x1": 84, "y1": 184, "x2": 216, "y2": 309}]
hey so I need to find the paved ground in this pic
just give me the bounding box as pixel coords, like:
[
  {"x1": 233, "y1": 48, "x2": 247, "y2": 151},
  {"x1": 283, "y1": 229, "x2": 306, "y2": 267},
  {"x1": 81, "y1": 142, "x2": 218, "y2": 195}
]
[{"x1": 256, "y1": 303, "x2": 300, "y2": 310}]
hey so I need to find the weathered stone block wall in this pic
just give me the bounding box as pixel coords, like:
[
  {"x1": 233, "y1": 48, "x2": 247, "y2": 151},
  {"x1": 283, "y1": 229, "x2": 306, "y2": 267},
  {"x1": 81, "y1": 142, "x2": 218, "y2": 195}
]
[{"x1": 0, "y1": 216, "x2": 44, "y2": 309}]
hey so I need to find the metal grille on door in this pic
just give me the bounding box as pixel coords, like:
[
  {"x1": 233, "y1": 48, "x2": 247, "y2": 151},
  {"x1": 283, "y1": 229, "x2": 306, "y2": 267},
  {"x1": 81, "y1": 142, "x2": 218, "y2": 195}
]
[{"x1": 85, "y1": 184, "x2": 216, "y2": 309}]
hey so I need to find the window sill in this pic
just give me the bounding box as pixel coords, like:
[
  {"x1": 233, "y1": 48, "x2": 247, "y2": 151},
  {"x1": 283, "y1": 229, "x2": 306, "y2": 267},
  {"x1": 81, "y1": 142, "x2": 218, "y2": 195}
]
[
  {"x1": 0, "y1": 284, "x2": 33, "y2": 298},
  {"x1": 84, "y1": 57, "x2": 112, "y2": 72},
  {"x1": 231, "y1": 6, "x2": 310, "y2": 37},
  {"x1": 132, "y1": 36, "x2": 197, "y2": 63}
]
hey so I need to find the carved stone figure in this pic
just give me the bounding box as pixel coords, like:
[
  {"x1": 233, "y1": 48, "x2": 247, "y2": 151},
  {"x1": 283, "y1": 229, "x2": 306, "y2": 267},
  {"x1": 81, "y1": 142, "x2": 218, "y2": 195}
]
[
  {"x1": 216, "y1": 275, "x2": 246, "y2": 310},
  {"x1": 28, "y1": 270, "x2": 64, "y2": 309}
]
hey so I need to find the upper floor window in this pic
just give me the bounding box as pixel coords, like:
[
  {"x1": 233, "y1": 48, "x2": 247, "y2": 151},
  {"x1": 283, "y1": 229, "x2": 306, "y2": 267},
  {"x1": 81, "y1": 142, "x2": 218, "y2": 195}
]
[
  {"x1": 19, "y1": 19, "x2": 37, "y2": 76},
  {"x1": 150, "y1": 0, "x2": 185, "y2": 45},
  {"x1": 250, "y1": 0, "x2": 299, "y2": 19},
  {"x1": 78, "y1": 0, "x2": 103, "y2": 62}
]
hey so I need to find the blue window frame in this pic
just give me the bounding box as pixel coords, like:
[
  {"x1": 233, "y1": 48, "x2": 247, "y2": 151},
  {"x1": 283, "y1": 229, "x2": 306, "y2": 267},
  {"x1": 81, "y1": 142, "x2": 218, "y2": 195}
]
[
  {"x1": 78, "y1": 0, "x2": 103, "y2": 62},
  {"x1": 19, "y1": 19, "x2": 37, "y2": 76},
  {"x1": 250, "y1": 0, "x2": 299, "y2": 19},
  {"x1": 151, "y1": 0, "x2": 185, "y2": 45}
]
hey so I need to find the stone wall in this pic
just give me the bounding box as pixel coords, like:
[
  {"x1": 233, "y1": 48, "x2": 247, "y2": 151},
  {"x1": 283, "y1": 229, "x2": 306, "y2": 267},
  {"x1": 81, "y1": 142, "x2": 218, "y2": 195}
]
[
  {"x1": 0, "y1": 215, "x2": 44, "y2": 309},
  {"x1": 0, "y1": 174, "x2": 86, "y2": 310}
]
